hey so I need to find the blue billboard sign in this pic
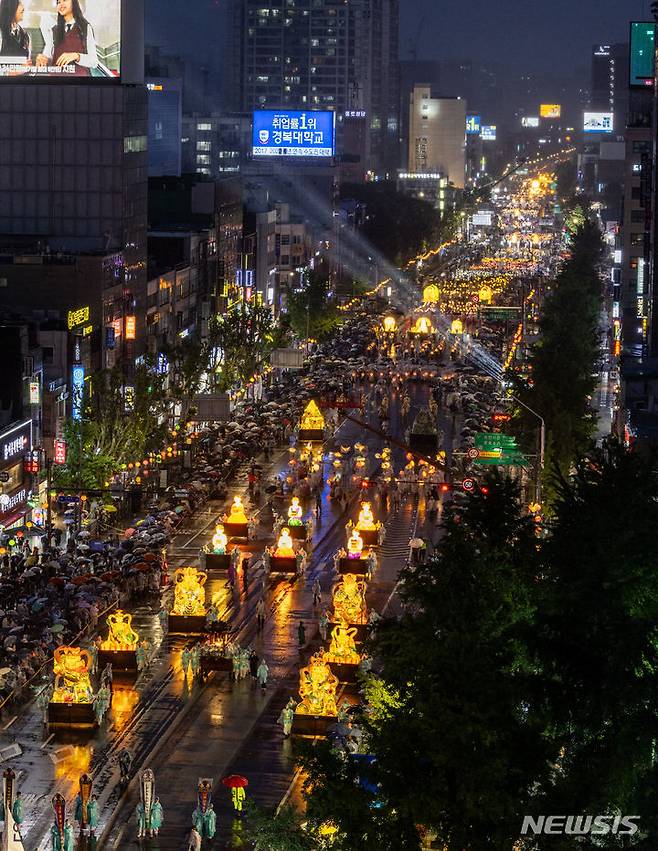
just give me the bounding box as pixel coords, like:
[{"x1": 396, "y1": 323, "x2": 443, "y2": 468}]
[
  {"x1": 72, "y1": 366, "x2": 85, "y2": 421},
  {"x1": 252, "y1": 110, "x2": 335, "y2": 158},
  {"x1": 481, "y1": 125, "x2": 497, "y2": 141},
  {"x1": 466, "y1": 114, "x2": 481, "y2": 135}
]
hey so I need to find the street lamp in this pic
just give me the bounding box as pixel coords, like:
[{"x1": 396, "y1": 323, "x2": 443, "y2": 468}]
[{"x1": 509, "y1": 393, "x2": 545, "y2": 504}]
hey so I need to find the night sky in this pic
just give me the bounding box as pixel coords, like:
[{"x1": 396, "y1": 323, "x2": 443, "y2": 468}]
[
  {"x1": 147, "y1": 0, "x2": 650, "y2": 75},
  {"x1": 400, "y1": 0, "x2": 648, "y2": 72}
]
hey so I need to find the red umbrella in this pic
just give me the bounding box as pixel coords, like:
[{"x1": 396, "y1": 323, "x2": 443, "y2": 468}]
[
  {"x1": 49, "y1": 577, "x2": 66, "y2": 587},
  {"x1": 222, "y1": 775, "x2": 248, "y2": 788},
  {"x1": 143, "y1": 553, "x2": 157, "y2": 563}
]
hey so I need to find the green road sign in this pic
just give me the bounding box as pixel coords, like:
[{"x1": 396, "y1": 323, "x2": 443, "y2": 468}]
[{"x1": 475, "y1": 432, "x2": 517, "y2": 450}]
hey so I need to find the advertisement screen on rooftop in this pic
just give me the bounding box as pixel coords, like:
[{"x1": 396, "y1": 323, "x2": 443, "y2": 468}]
[
  {"x1": 481, "y1": 125, "x2": 497, "y2": 141},
  {"x1": 252, "y1": 110, "x2": 335, "y2": 158},
  {"x1": 466, "y1": 114, "x2": 481, "y2": 135},
  {"x1": 0, "y1": 0, "x2": 121, "y2": 80},
  {"x1": 583, "y1": 112, "x2": 614, "y2": 133},
  {"x1": 540, "y1": 104, "x2": 561, "y2": 118},
  {"x1": 521, "y1": 116, "x2": 540, "y2": 128},
  {"x1": 630, "y1": 22, "x2": 656, "y2": 88}
]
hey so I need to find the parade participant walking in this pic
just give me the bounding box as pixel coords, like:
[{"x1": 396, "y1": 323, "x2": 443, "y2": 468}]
[
  {"x1": 298, "y1": 620, "x2": 306, "y2": 648},
  {"x1": 312, "y1": 577, "x2": 322, "y2": 607},
  {"x1": 135, "y1": 801, "x2": 146, "y2": 839},
  {"x1": 319, "y1": 609, "x2": 329, "y2": 642},
  {"x1": 181, "y1": 646, "x2": 191, "y2": 678},
  {"x1": 278, "y1": 698, "x2": 296, "y2": 736},
  {"x1": 204, "y1": 802, "x2": 217, "y2": 839},
  {"x1": 87, "y1": 795, "x2": 99, "y2": 834},
  {"x1": 256, "y1": 596, "x2": 265, "y2": 630},
  {"x1": 63, "y1": 819, "x2": 74, "y2": 851},
  {"x1": 150, "y1": 797, "x2": 163, "y2": 836},
  {"x1": 119, "y1": 749, "x2": 132, "y2": 785},
  {"x1": 136, "y1": 641, "x2": 147, "y2": 672},
  {"x1": 191, "y1": 643, "x2": 201, "y2": 678},
  {"x1": 249, "y1": 649, "x2": 259, "y2": 682},
  {"x1": 12, "y1": 790, "x2": 23, "y2": 826},
  {"x1": 256, "y1": 657, "x2": 269, "y2": 690},
  {"x1": 231, "y1": 785, "x2": 246, "y2": 815}
]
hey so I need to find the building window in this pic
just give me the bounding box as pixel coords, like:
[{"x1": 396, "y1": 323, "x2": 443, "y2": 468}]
[
  {"x1": 124, "y1": 135, "x2": 147, "y2": 153},
  {"x1": 197, "y1": 123, "x2": 212, "y2": 131},
  {"x1": 631, "y1": 210, "x2": 645, "y2": 223},
  {"x1": 196, "y1": 154, "x2": 211, "y2": 165},
  {"x1": 197, "y1": 141, "x2": 211, "y2": 152}
]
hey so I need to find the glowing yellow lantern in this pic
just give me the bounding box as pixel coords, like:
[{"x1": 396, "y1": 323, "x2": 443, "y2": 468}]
[
  {"x1": 450, "y1": 318, "x2": 463, "y2": 335},
  {"x1": 171, "y1": 567, "x2": 207, "y2": 616},
  {"x1": 299, "y1": 399, "x2": 325, "y2": 438},
  {"x1": 347, "y1": 530, "x2": 364, "y2": 559},
  {"x1": 274, "y1": 527, "x2": 296, "y2": 558},
  {"x1": 100, "y1": 610, "x2": 139, "y2": 651},
  {"x1": 411, "y1": 316, "x2": 433, "y2": 335},
  {"x1": 226, "y1": 496, "x2": 247, "y2": 524},
  {"x1": 422, "y1": 283, "x2": 440, "y2": 304},
  {"x1": 382, "y1": 315, "x2": 397, "y2": 333},
  {"x1": 211, "y1": 524, "x2": 228, "y2": 553},
  {"x1": 478, "y1": 285, "x2": 493, "y2": 304},
  {"x1": 356, "y1": 502, "x2": 377, "y2": 531},
  {"x1": 288, "y1": 496, "x2": 303, "y2": 526},
  {"x1": 51, "y1": 646, "x2": 94, "y2": 704}
]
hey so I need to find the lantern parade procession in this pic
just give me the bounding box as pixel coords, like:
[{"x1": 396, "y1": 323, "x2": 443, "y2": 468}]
[{"x1": 0, "y1": 150, "x2": 572, "y2": 850}]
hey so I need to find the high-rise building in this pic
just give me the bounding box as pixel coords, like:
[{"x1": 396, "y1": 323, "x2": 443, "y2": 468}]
[
  {"x1": 407, "y1": 87, "x2": 466, "y2": 189},
  {"x1": 350, "y1": 0, "x2": 400, "y2": 176},
  {"x1": 0, "y1": 0, "x2": 147, "y2": 383},
  {"x1": 241, "y1": 0, "x2": 351, "y2": 113},
  {"x1": 591, "y1": 43, "x2": 629, "y2": 132},
  {"x1": 147, "y1": 78, "x2": 183, "y2": 177}
]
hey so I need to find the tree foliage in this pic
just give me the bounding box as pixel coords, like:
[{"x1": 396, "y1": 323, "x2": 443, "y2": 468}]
[
  {"x1": 52, "y1": 366, "x2": 169, "y2": 489},
  {"x1": 206, "y1": 301, "x2": 275, "y2": 392},
  {"x1": 513, "y1": 216, "x2": 603, "y2": 483},
  {"x1": 287, "y1": 269, "x2": 339, "y2": 342}
]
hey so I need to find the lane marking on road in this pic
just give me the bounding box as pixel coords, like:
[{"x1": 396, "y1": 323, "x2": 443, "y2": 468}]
[
  {"x1": 40, "y1": 733, "x2": 55, "y2": 749},
  {"x1": 2, "y1": 716, "x2": 17, "y2": 730}
]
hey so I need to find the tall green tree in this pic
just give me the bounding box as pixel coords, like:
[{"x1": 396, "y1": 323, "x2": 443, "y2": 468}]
[
  {"x1": 512, "y1": 218, "x2": 603, "y2": 484},
  {"x1": 301, "y1": 472, "x2": 548, "y2": 850},
  {"x1": 531, "y1": 443, "x2": 658, "y2": 846},
  {"x1": 287, "y1": 269, "x2": 339, "y2": 342},
  {"x1": 206, "y1": 301, "x2": 275, "y2": 391}
]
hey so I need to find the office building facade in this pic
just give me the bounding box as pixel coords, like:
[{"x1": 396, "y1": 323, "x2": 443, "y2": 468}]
[{"x1": 408, "y1": 87, "x2": 466, "y2": 189}]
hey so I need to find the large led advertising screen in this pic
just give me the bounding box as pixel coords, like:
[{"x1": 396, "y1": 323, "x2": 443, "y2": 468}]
[
  {"x1": 630, "y1": 22, "x2": 655, "y2": 88},
  {"x1": 252, "y1": 110, "x2": 335, "y2": 158},
  {"x1": 0, "y1": 0, "x2": 121, "y2": 79}
]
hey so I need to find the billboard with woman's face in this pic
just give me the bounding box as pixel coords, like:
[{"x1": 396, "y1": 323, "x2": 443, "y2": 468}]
[{"x1": 0, "y1": 0, "x2": 120, "y2": 79}]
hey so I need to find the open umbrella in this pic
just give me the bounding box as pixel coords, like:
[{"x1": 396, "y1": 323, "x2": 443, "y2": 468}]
[
  {"x1": 50, "y1": 623, "x2": 65, "y2": 633},
  {"x1": 222, "y1": 775, "x2": 248, "y2": 788},
  {"x1": 103, "y1": 504, "x2": 118, "y2": 513},
  {"x1": 409, "y1": 538, "x2": 424, "y2": 549}
]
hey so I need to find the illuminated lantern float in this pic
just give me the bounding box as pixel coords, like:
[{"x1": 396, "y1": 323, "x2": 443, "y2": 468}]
[
  {"x1": 48, "y1": 646, "x2": 97, "y2": 727},
  {"x1": 331, "y1": 573, "x2": 368, "y2": 641},
  {"x1": 274, "y1": 496, "x2": 313, "y2": 542},
  {"x1": 352, "y1": 500, "x2": 383, "y2": 547},
  {"x1": 221, "y1": 496, "x2": 254, "y2": 540},
  {"x1": 410, "y1": 315, "x2": 434, "y2": 336},
  {"x1": 264, "y1": 527, "x2": 307, "y2": 575},
  {"x1": 291, "y1": 652, "x2": 339, "y2": 736},
  {"x1": 168, "y1": 567, "x2": 208, "y2": 633},
  {"x1": 422, "y1": 283, "x2": 440, "y2": 305},
  {"x1": 334, "y1": 529, "x2": 377, "y2": 576},
  {"x1": 298, "y1": 399, "x2": 325, "y2": 441},
  {"x1": 98, "y1": 610, "x2": 139, "y2": 674},
  {"x1": 322, "y1": 620, "x2": 362, "y2": 686},
  {"x1": 203, "y1": 523, "x2": 239, "y2": 570},
  {"x1": 408, "y1": 406, "x2": 439, "y2": 456}
]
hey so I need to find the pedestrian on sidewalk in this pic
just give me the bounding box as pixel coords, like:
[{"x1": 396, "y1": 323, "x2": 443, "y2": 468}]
[
  {"x1": 256, "y1": 657, "x2": 269, "y2": 690},
  {"x1": 256, "y1": 596, "x2": 265, "y2": 630},
  {"x1": 312, "y1": 577, "x2": 322, "y2": 607},
  {"x1": 298, "y1": 620, "x2": 306, "y2": 648},
  {"x1": 315, "y1": 489, "x2": 322, "y2": 516}
]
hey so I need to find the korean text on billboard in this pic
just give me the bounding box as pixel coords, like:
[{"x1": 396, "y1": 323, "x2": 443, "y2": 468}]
[
  {"x1": 252, "y1": 110, "x2": 335, "y2": 158},
  {"x1": 540, "y1": 104, "x2": 561, "y2": 118},
  {"x1": 466, "y1": 114, "x2": 481, "y2": 135},
  {"x1": 0, "y1": 0, "x2": 121, "y2": 80},
  {"x1": 481, "y1": 125, "x2": 497, "y2": 141}
]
